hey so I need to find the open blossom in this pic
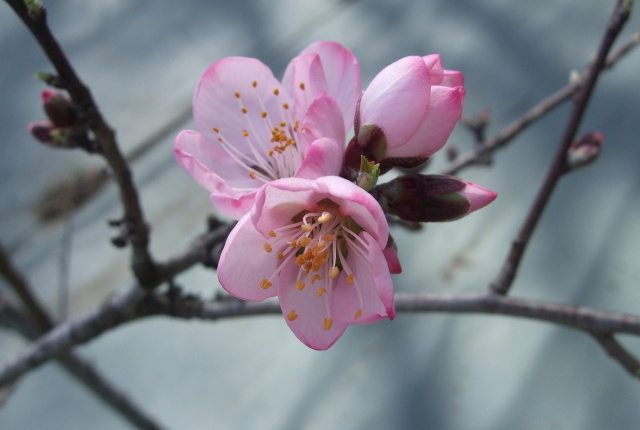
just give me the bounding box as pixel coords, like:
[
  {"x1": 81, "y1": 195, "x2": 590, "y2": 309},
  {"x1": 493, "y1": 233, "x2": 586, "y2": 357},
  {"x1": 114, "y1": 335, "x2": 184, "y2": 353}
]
[
  {"x1": 217, "y1": 176, "x2": 395, "y2": 350},
  {"x1": 346, "y1": 54, "x2": 465, "y2": 170},
  {"x1": 175, "y1": 42, "x2": 360, "y2": 219}
]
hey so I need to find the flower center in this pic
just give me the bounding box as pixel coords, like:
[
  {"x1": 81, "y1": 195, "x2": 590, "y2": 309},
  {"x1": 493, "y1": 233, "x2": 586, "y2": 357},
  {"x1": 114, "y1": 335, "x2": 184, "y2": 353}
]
[
  {"x1": 211, "y1": 81, "x2": 304, "y2": 185},
  {"x1": 259, "y1": 200, "x2": 369, "y2": 330}
]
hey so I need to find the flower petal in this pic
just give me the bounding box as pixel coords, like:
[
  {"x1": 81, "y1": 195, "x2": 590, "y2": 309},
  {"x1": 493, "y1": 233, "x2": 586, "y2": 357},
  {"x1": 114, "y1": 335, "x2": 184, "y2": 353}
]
[
  {"x1": 193, "y1": 57, "x2": 293, "y2": 159},
  {"x1": 422, "y1": 54, "x2": 464, "y2": 87},
  {"x1": 460, "y1": 181, "x2": 498, "y2": 214},
  {"x1": 295, "y1": 137, "x2": 344, "y2": 180},
  {"x1": 278, "y1": 260, "x2": 348, "y2": 350},
  {"x1": 283, "y1": 41, "x2": 361, "y2": 132},
  {"x1": 389, "y1": 85, "x2": 465, "y2": 158},
  {"x1": 300, "y1": 92, "x2": 346, "y2": 151},
  {"x1": 217, "y1": 213, "x2": 280, "y2": 302},
  {"x1": 175, "y1": 130, "x2": 259, "y2": 219},
  {"x1": 359, "y1": 56, "x2": 431, "y2": 150},
  {"x1": 332, "y1": 231, "x2": 395, "y2": 324}
]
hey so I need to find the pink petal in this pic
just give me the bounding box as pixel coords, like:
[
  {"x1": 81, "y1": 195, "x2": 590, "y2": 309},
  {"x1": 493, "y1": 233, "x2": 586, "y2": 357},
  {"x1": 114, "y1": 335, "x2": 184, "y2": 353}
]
[
  {"x1": 283, "y1": 41, "x2": 361, "y2": 131},
  {"x1": 389, "y1": 85, "x2": 465, "y2": 158},
  {"x1": 422, "y1": 54, "x2": 464, "y2": 87},
  {"x1": 278, "y1": 261, "x2": 348, "y2": 350},
  {"x1": 193, "y1": 57, "x2": 293, "y2": 157},
  {"x1": 300, "y1": 92, "x2": 346, "y2": 151},
  {"x1": 314, "y1": 177, "x2": 389, "y2": 248},
  {"x1": 460, "y1": 181, "x2": 498, "y2": 214},
  {"x1": 295, "y1": 137, "x2": 344, "y2": 180},
  {"x1": 382, "y1": 244, "x2": 402, "y2": 274},
  {"x1": 175, "y1": 130, "x2": 258, "y2": 219},
  {"x1": 217, "y1": 213, "x2": 280, "y2": 302},
  {"x1": 331, "y1": 232, "x2": 396, "y2": 324},
  {"x1": 359, "y1": 56, "x2": 431, "y2": 151}
]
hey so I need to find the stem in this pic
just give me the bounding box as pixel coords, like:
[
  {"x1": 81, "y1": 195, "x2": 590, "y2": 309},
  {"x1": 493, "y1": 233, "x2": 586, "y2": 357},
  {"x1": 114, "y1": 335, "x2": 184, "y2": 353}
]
[
  {"x1": 489, "y1": 0, "x2": 632, "y2": 295},
  {"x1": 4, "y1": 0, "x2": 156, "y2": 286}
]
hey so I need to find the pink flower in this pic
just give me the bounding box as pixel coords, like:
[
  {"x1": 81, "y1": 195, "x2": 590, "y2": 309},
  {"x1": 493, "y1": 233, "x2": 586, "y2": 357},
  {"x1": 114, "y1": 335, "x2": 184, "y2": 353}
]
[
  {"x1": 217, "y1": 176, "x2": 395, "y2": 350},
  {"x1": 347, "y1": 55, "x2": 465, "y2": 170},
  {"x1": 175, "y1": 42, "x2": 360, "y2": 219}
]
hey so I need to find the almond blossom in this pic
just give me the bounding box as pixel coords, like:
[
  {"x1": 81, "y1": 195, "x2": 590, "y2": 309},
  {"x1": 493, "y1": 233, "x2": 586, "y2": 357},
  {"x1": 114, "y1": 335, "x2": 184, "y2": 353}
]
[
  {"x1": 217, "y1": 176, "x2": 395, "y2": 350},
  {"x1": 346, "y1": 54, "x2": 466, "y2": 171},
  {"x1": 175, "y1": 42, "x2": 360, "y2": 219}
]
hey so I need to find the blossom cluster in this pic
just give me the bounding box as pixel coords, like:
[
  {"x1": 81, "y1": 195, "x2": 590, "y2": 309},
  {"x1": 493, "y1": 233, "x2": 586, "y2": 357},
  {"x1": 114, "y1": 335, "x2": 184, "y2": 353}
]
[{"x1": 175, "y1": 42, "x2": 497, "y2": 350}]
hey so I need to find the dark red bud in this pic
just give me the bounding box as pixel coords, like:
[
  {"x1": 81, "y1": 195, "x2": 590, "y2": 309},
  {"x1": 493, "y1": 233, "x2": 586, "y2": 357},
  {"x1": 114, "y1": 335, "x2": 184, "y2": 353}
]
[
  {"x1": 371, "y1": 174, "x2": 471, "y2": 222},
  {"x1": 42, "y1": 90, "x2": 76, "y2": 127}
]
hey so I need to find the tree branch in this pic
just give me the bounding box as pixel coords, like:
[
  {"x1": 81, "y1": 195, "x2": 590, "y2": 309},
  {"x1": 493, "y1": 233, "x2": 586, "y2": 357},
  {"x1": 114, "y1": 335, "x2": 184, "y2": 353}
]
[
  {"x1": 441, "y1": 28, "x2": 640, "y2": 177},
  {"x1": 4, "y1": 0, "x2": 156, "y2": 286},
  {"x1": 1, "y1": 243, "x2": 165, "y2": 430},
  {"x1": 591, "y1": 332, "x2": 640, "y2": 379},
  {"x1": 489, "y1": 0, "x2": 632, "y2": 295},
  {"x1": 4, "y1": 288, "x2": 640, "y2": 387}
]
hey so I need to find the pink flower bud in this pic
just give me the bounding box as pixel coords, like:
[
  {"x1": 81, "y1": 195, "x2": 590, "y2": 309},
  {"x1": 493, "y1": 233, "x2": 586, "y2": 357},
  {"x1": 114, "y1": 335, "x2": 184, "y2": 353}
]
[{"x1": 372, "y1": 174, "x2": 496, "y2": 222}]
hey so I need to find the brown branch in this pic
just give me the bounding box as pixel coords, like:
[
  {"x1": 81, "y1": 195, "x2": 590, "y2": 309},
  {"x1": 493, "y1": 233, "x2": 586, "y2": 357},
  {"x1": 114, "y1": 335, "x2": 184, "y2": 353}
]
[
  {"x1": 591, "y1": 333, "x2": 640, "y2": 379},
  {"x1": 4, "y1": 0, "x2": 156, "y2": 286},
  {"x1": 441, "y1": 28, "x2": 640, "y2": 177},
  {"x1": 0, "y1": 243, "x2": 165, "y2": 430},
  {"x1": 489, "y1": 0, "x2": 632, "y2": 295},
  {"x1": 4, "y1": 288, "x2": 640, "y2": 387}
]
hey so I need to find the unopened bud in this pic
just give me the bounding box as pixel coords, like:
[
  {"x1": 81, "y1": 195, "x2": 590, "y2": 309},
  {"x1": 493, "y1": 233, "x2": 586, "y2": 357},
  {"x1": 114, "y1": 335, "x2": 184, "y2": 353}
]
[
  {"x1": 25, "y1": 0, "x2": 46, "y2": 19},
  {"x1": 566, "y1": 131, "x2": 604, "y2": 170},
  {"x1": 42, "y1": 90, "x2": 76, "y2": 127},
  {"x1": 28, "y1": 120, "x2": 55, "y2": 143},
  {"x1": 371, "y1": 174, "x2": 497, "y2": 222}
]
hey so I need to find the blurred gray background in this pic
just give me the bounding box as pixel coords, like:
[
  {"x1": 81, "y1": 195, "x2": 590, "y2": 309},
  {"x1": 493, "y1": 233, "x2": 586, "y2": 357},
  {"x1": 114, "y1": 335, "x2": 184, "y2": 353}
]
[{"x1": 1, "y1": 0, "x2": 640, "y2": 429}]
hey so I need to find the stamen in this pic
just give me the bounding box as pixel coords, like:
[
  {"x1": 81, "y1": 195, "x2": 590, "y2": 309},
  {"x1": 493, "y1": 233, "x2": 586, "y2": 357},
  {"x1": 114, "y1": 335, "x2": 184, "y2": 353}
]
[
  {"x1": 263, "y1": 243, "x2": 272, "y2": 253},
  {"x1": 299, "y1": 82, "x2": 305, "y2": 90},
  {"x1": 273, "y1": 88, "x2": 280, "y2": 96},
  {"x1": 234, "y1": 92, "x2": 240, "y2": 98},
  {"x1": 249, "y1": 171, "x2": 257, "y2": 179},
  {"x1": 323, "y1": 318, "x2": 333, "y2": 331},
  {"x1": 287, "y1": 310, "x2": 299, "y2": 321},
  {"x1": 261, "y1": 111, "x2": 268, "y2": 118},
  {"x1": 260, "y1": 279, "x2": 272, "y2": 289},
  {"x1": 295, "y1": 280, "x2": 305, "y2": 291},
  {"x1": 316, "y1": 288, "x2": 327, "y2": 297},
  {"x1": 283, "y1": 102, "x2": 289, "y2": 109},
  {"x1": 311, "y1": 274, "x2": 322, "y2": 284},
  {"x1": 318, "y1": 212, "x2": 332, "y2": 223},
  {"x1": 269, "y1": 230, "x2": 277, "y2": 237},
  {"x1": 346, "y1": 274, "x2": 354, "y2": 285},
  {"x1": 299, "y1": 237, "x2": 312, "y2": 247},
  {"x1": 241, "y1": 107, "x2": 248, "y2": 114},
  {"x1": 277, "y1": 252, "x2": 285, "y2": 260},
  {"x1": 252, "y1": 81, "x2": 257, "y2": 88},
  {"x1": 243, "y1": 130, "x2": 249, "y2": 137},
  {"x1": 212, "y1": 127, "x2": 220, "y2": 133},
  {"x1": 328, "y1": 267, "x2": 339, "y2": 278},
  {"x1": 354, "y1": 309, "x2": 362, "y2": 320},
  {"x1": 301, "y1": 224, "x2": 312, "y2": 232}
]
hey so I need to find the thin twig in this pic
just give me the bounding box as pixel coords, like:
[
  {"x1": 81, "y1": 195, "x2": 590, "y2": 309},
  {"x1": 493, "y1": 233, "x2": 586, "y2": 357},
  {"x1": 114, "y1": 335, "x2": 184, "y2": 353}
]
[
  {"x1": 489, "y1": 0, "x2": 632, "y2": 295},
  {"x1": 1, "y1": 247, "x2": 164, "y2": 429},
  {"x1": 591, "y1": 332, "x2": 640, "y2": 379},
  {"x1": 4, "y1": 0, "x2": 156, "y2": 286},
  {"x1": 441, "y1": 29, "x2": 640, "y2": 177}
]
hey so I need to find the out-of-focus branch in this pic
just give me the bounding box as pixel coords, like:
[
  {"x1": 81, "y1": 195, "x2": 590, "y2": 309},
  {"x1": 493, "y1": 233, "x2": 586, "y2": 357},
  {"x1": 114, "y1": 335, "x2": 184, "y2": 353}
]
[
  {"x1": 591, "y1": 333, "x2": 640, "y2": 379},
  {"x1": 490, "y1": 0, "x2": 633, "y2": 295},
  {"x1": 441, "y1": 28, "x2": 640, "y2": 177},
  {"x1": 4, "y1": 0, "x2": 156, "y2": 286},
  {"x1": 0, "y1": 243, "x2": 165, "y2": 430}
]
